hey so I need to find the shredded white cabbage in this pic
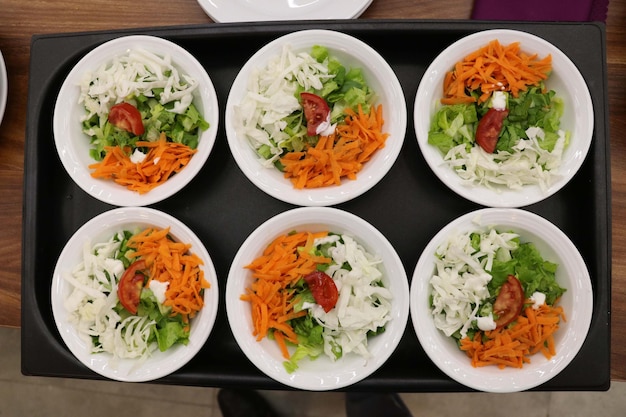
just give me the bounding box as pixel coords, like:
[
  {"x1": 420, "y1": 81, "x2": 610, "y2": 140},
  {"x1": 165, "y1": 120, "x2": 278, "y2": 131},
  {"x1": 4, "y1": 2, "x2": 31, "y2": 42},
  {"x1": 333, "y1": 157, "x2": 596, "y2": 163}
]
[
  {"x1": 308, "y1": 234, "x2": 392, "y2": 361},
  {"x1": 64, "y1": 232, "x2": 157, "y2": 362},
  {"x1": 443, "y1": 127, "x2": 566, "y2": 192},
  {"x1": 78, "y1": 47, "x2": 198, "y2": 125},
  {"x1": 233, "y1": 44, "x2": 335, "y2": 166},
  {"x1": 429, "y1": 228, "x2": 519, "y2": 338}
]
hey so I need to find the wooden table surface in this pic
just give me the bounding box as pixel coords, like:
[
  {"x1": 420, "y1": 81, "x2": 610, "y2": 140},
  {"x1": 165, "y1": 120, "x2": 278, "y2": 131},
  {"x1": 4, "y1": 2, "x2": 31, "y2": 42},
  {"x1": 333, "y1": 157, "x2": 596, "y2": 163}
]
[{"x1": 1, "y1": 0, "x2": 624, "y2": 381}]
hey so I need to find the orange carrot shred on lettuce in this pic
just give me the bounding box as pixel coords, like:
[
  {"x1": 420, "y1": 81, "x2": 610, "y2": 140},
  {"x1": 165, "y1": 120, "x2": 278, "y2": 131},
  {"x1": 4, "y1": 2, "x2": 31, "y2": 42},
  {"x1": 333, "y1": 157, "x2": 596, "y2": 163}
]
[
  {"x1": 459, "y1": 302, "x2": 566, "y2": 369},
  {"x1": 441, "y1": 39, "x2": 552, "y2": 105},
  {"x1": 127, "y1": 227, "x2": 210, "y2": 325},
  {"x1": 280, "y1": 104, "x2": 389, "y2": 189},
  {"x1": 89, "y1": 132, "x2": 197, "y2": 194},
  {"x1": 241, "y1": 231, "x2": 330, "y2": 359}
]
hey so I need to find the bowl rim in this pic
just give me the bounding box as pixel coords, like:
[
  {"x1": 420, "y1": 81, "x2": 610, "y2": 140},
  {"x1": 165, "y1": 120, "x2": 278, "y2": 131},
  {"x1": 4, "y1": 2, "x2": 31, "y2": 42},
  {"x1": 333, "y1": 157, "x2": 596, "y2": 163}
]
[
  {"x1": 414, "y1": 28, "x2": 594, "y2": 208},
  {"x1": 409, "y1": 207, "x2": 593, "y2": 392},
  {"x1": 52, "y1": 34, "x2": 220, "y2": 207},
  {"x1": 225, "y1": 28, "x2": 407, "y2": 207},
  {"x1": 225, "y1": 206, "x2": 410, "y2": 390},
  {"x1": 51, "y1": 206, "x2": 219, "y2": 382}
]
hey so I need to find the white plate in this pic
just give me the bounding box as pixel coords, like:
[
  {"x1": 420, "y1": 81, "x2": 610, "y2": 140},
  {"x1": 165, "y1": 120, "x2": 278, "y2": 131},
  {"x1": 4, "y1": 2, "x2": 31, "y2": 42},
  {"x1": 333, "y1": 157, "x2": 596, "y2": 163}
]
[
  {"x1": 197, "y1": 0, "x2": 373, "y2": 22},
  {"x1": 410, "y1": 208, "x2": 593, "y2": 392},
  {"x1": 53, "y1": 35, "x2": 219, "y2": 207},
  {"x1": 51, "y1": 207, "x2": 219, "y2": 382},
  {"x1": 226, "y1": 29, "x2": 406, "y2": 206},
  {"x1": 0, "y1": 49, "x2": 7, "y2": 127},
  {"x1": 226, "y1": 207, "x2": 409, "y2": 390},
  {"x1": 414, "y1": 29, "x2": 594, "y2": 208}
]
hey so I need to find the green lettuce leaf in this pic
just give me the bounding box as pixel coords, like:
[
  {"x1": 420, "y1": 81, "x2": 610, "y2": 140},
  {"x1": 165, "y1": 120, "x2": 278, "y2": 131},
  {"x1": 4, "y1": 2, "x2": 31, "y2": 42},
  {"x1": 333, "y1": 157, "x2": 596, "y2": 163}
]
[
  {"x1": 489, "y1": 242, "x2": 566, "y2": 305},
  {"x1": 427, "y1": 104, "x2": 478, "y2": 154}
]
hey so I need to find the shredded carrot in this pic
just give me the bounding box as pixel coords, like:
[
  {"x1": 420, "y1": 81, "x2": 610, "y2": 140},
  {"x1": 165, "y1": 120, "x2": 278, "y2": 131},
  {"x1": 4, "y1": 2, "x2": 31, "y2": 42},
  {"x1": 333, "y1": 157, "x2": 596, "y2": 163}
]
[
  {"x1": 241, "y1": 231, "x2": 330, "y2": 359},
  {"x1": 280, "y1": 104, "x2": 389, "y2": 189},
  {"x1": 89, "y1": 132, "x2": 197, "y2": 194},
  {"x1": 127, "y1": 227, "x2": 210, "y2": 326},
  {"x1": 441, "y1": 39, "x2": 552, "y2": 105},
  {"x1": 459, "y1": 301, "x2": 566, "y2": 369}
]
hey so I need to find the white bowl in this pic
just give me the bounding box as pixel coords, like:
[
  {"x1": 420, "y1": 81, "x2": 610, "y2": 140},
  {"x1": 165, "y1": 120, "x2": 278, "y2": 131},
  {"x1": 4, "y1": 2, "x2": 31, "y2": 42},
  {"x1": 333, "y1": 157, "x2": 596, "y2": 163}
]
[
  {"x1": 51, "y1": 207, "x2": 219, "y2": 382},
  {"x1": 225, "y1": 29, "x2": 407, "y2": 207},
  {"x1": 0, "y1": 49, "x2": 7, "y2": 127},
  {"x1": 410, "y1": 208, "x2": 593, "y2": 392},
  {"x1": 226, "y1": 207, "x2": 409, "y2": 390},
  {"x1": 53, "y1": 35, "x2": 219, "y2": 207},
  {"x1": 414, "y1": 29, "x2": 594, "y2": 207},
  {"x1": 196, "y1": 0, "x2": 373, "y2": 22}
]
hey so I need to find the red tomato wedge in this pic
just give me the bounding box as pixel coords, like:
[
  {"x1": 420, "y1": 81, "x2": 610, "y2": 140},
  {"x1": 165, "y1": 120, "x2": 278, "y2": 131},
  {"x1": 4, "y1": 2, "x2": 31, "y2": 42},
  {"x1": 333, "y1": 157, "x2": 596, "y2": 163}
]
[
  {"x1": 108, "y1": 102, "x2": 145, "y2": 136},
  {"x1": 475, "y1": 108, "x2": 509, "y2": 153},
  {"x1": 300, "y1": 92, "x2": 330, "y2": 136},
  {"x1": 117, "y1": 260, "x2": 146, "y2": 314},
  {"x1": 493, "y1": 274, "x2": 525, "y2": 328},
  {"x1": 303, "y1": 270, "x2": 339, "y2": 313}
]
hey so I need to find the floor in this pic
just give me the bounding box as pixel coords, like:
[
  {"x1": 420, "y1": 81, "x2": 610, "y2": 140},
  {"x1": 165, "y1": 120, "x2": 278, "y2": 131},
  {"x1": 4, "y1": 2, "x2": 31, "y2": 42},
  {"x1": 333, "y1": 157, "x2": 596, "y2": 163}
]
[{"x1": 1, "y1": 326, "x2": 624, "y2": 417}]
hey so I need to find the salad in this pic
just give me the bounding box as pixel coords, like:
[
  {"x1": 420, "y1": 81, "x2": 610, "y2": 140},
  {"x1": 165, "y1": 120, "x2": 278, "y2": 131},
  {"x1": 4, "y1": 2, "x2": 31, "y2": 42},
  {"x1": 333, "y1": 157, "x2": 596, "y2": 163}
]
[
  {"x1": 242, "y1": 230, "x2": 392, "y2": 373},
  {"x1": 233, "y1": 44, "x2": 388, "y2": 189},
  {"x1": 429, "y1": 226, "x2": 566, "y2": 368},
  {"x1": 63, "y1": 227, "x2": 210, "y2": 361},
  {"x1": 428, "y1": 39, "x2": 568, "y2": 191},
  {"x1": 79, "y1": 48, "x2": 209, "y2": 193}
]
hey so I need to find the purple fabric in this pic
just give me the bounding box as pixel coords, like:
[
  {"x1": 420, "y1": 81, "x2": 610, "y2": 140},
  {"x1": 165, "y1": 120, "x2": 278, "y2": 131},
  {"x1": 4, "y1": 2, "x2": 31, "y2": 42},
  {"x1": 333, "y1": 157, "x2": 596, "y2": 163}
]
[{"x1": 471, "y1": 0, "x2": 609, "y2": 22}]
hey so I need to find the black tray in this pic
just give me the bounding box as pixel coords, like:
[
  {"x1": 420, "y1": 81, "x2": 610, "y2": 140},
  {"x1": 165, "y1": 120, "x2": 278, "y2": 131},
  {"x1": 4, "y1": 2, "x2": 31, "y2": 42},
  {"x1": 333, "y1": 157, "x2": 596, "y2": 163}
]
[{"x1": 22, "y1": 20, "x2": 611, "y2": 392}]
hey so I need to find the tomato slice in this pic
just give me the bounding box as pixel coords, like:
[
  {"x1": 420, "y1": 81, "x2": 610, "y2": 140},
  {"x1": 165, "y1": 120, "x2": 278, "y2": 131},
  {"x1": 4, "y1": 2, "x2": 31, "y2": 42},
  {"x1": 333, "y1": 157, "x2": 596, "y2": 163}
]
[
  {"x1": 475, "y1": 108, "x2": 509, "y2": 153},
  {"x1": 303, "y1": 270, "x2": 339, "y2": 313},
  {"x1": 493, "y1": 275, "x2": 525, "y2": 328},
  {"x1": 108, "y1": 102, "x2": 145, "y2": 136},
  {"x1": 300, "y1": 92, "x2": 331, "y2": 136},
  {"x1": 117, "y1": 260, "x2": 147, "y2": 314}
]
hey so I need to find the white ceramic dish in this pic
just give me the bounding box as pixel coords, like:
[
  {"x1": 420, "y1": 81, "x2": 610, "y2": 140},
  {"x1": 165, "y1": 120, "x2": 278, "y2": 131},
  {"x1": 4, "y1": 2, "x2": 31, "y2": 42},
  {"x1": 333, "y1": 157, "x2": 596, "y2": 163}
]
[
  {"x1": 226, "y1": 206, "x2": 409, "y2": 390},
  {"x1": 53, "y1": 35, "x2": 219, "y2": 207},
  {"x1": 51, "y1": 207, "x2": 219, "y2": 382},
  {"x1": 0, "y1": 49, "x2": 7, "y2": 127},
  {"x1": 410, "y1": 208, "x2": 593, "y2": 392},
  {"x1": 197, "y1": 0, "x2": 373, "y2": 22},
  {"x1": 225, "y1": 29, "x2": 406, "y2": 206},
  {"x1": 414, "y1": 29, "x2": 594, "y2": 208}
]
